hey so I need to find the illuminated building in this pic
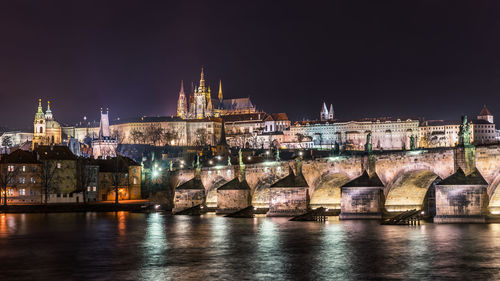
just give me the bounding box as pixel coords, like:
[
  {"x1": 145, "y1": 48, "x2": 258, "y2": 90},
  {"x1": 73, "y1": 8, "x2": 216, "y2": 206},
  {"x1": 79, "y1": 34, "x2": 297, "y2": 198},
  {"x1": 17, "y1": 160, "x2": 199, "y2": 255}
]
[
  {"x1": 32, "y1": 99, "x2": 62, "y2": 149},
  {"x1": 91, "y1": 109, "x2": 117, "y2": 159}
]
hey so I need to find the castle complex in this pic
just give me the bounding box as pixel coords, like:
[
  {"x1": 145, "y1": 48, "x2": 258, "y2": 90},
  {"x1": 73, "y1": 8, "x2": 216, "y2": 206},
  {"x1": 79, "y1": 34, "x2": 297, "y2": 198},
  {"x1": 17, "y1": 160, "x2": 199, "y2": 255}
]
[{"x1": 177, "y1": 67, "x2": 256, "y2": 119}]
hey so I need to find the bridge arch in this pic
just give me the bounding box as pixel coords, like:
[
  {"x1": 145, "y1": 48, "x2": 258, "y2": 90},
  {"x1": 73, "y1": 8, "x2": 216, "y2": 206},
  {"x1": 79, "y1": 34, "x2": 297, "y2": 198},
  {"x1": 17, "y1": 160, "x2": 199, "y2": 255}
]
[
  {"x1": 309, "y1": 172, "x2": 352, "y2": 210},
  {"x1": 384, "y1": 169, "x2": 440, "y2": 212},
  {"x1": 486, "y1": 172, "x2": 500, "y2": 214}
]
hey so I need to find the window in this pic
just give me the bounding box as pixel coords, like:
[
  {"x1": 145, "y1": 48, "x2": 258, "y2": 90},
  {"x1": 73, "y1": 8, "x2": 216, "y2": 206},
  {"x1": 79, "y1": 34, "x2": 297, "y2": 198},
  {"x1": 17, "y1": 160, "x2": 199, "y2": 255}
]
[
  {"x1": 19, "y1": 177, "x2": 25, "y2": 184},
  {"x1": 57, "y1": 163, "x2": 61, "y2": 169},
  {"x1": 7, "y1": 165, "x2": 14, "y2": 172},
  {"x1": 22, "y1": 166, "x2": 26, "y2": 172},
  {"x1": 87, "y1": 186, "x2": 91, "y2": 192},
  {"x1": 19, "y1": 189, "x2": 25, "y2": 196},
  {"x1": 30, "y1": 177, "x2": 36, "y2": 184}
]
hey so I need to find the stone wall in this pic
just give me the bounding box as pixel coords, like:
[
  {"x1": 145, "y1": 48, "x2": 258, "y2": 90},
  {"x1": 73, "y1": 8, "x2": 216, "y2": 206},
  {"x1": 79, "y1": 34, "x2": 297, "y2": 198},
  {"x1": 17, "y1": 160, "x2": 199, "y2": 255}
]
[
  {"x1": 267, "y1": 187, "x2": 309, "y2": 217},
  {"x1": 434, "y1": 184, "x2": 488, "y2": 223},
  {"x1": 216, "y1": 189, "x2": 251, "y2": 214},
  {"x1": 340, "y1": 187, "x2": 382, "y2": 219},
  {"x1": 173, "y1": 189, "x2": 205, "y2": 213}
]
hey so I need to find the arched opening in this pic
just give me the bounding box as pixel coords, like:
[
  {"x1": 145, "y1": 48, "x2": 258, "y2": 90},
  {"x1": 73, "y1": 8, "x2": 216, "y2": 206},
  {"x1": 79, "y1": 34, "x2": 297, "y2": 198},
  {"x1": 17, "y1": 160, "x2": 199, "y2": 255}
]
[
  {"x1": 309, "y1": 173, "x2": 351, "y2": 210},
  {"x1": 205, "y1": 177, "x2": 229, "y2": 209},
  {"x1": 385, "y1": 169, "x2": 440, "y2": 213}
]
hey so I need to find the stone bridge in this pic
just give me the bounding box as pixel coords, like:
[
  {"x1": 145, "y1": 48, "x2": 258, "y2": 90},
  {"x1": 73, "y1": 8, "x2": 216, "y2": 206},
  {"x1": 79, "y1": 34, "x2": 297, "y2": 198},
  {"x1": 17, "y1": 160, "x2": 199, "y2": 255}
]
[{"x1": 174, "y1": 145, "x2": 500, "y2": 213}]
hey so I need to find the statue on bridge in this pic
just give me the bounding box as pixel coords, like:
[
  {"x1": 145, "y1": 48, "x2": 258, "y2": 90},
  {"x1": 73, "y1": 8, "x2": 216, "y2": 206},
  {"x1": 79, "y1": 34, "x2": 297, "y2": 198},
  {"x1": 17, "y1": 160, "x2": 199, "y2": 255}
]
[
  {"x1": 459, "y1": 115, "x2": 472, "y2": 147},
  {"x1": 276, "y1": 148, "x2": 280, "y2": 162},
  {"x1": 410, "y1": 135, "x2": 415, "y2": 150},
  {"x1": 239, "y1": 149, "x2": 243, "y2": 166},
  {"x1": 169, "y1": 160, "x2": 173, "y2": 171},
  {"x1": 227, "y1": 155, "x2": 231, "y2": 166},
  {"x1": 365, "y1": 132, "x2": 373, "y2": 153}
]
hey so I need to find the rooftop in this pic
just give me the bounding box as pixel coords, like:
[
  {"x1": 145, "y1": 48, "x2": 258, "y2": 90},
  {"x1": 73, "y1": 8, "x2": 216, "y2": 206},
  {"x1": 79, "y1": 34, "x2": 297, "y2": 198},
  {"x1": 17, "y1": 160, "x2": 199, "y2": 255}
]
[
  {"x1": 438, "y1": 167, "x2": 488, "y2": 185},
  {"x1": 342, "y1": 170, "x2": 384, "y2": 187}
]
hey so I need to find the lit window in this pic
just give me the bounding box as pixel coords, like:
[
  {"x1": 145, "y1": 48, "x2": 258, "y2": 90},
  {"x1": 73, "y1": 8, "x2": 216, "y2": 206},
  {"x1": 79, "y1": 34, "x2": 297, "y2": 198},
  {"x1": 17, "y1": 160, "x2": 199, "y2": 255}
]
[
  {"x1": 7, "y1": 165, "x2": 14, "y2": 172},
  {"x1": 30, "y1": 177, "x2": 36, "y2": 183},
  {"x1": 22, "y1": 166, "x2": 26, "y2": 172},
  {"x1": 19, "y1": 189, "x2": 25, "y2": 196},
  {"x1": 93, "y1": 186, "x2": 96, "y2": 192},
  {"x1": 57, "y1": 163, "x2": 61, "y2": 169},
  {"x1": 87, "y1": 186, "x2": 91, "y2": 192}
]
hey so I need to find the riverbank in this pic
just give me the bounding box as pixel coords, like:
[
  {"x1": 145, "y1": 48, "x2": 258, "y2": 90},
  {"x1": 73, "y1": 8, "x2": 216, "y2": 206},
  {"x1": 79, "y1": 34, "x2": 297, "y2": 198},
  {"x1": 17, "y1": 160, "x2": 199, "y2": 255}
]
[{"x1": 0, "y1": 201, "x2": 153, "y2": 213}]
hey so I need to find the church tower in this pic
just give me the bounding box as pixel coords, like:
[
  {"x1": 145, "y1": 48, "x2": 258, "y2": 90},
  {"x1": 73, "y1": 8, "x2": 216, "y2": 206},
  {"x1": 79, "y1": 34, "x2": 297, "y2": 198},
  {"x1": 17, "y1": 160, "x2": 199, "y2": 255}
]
[
  {"x1": 92, "y1": 108, "x2": 117, "y2": 159},
  {"x1": 33, "y1": 99, "x2": 46, "y2": 149},
  {"x1": 328, "y1": 104, "x2": 334, "y2": 120},
  {"x1": 176, "y1": 81, "x2": 187, "y2": 118},
  {"x1": 320, "y1": 102, "x2": 328, "y2": 121}
]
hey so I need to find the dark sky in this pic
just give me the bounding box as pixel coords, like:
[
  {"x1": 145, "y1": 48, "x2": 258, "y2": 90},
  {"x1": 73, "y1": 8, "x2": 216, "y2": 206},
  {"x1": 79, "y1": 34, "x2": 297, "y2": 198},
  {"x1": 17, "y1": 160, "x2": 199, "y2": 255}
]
[{"x1": 1, "y1": 1, "x2": 500, "y2": 130}]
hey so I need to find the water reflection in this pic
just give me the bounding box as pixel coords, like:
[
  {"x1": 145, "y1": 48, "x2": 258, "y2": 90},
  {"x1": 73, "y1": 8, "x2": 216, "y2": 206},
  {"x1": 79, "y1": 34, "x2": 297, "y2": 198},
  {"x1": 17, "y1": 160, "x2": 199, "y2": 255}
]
[
  {"x1": 140, "y1": 213, "x2": 167, "y2": 281},
  {"x1": 0, "y1": 214, "x2": 500, "y2": 280}
]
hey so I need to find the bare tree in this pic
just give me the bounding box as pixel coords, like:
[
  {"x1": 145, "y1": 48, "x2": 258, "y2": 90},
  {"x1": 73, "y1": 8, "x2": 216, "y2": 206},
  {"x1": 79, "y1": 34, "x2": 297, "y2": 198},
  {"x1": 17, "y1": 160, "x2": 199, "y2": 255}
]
[
  {"x1": 110, "y1": 156, "x2": 128, "y2": 205},
  {"x1": 1, "y1": 136, "x2": 13, "y2": 148},
  {"x1": 145, "y1": 125, "x2": 164, "y2": 146},
  {"x1": 76, "y1": 157, "x2": 94, "y2": 204},
  {"x1": 130, "y1": 128, "x2": 145, "y2": 144},
  {"x1": 162, "y1": 129, "x2": 178, "y2": 146},
  {"x1": 40, "y1": 160, "x2": 59, "y2": 204},
  {"x1": 195, "y1": 128, "x2": 208, "y2": 147},
  {"x1": 0, "y1": 164, "x2": 19, "y2": 206}
]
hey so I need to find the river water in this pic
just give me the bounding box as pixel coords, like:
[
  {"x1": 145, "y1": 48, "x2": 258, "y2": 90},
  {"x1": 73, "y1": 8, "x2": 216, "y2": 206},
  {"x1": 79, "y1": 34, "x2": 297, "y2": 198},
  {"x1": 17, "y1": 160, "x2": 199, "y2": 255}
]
[{"x1": 1, "y1": 213, "x2": 500, "y2": 281}]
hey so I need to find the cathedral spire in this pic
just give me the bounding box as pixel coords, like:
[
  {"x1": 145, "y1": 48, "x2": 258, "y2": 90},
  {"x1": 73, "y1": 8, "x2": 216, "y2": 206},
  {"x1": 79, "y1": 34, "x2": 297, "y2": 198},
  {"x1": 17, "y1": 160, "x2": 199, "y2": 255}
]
[
  {"x1": 177, "y1": 80, "x2": 187, "y2": 118},
  {"x1": 218, "y1": 80, "x2": 223, "y2": 101},
  {"x1": 199, "y1": 66, "x2": 206, "y2": 89}
]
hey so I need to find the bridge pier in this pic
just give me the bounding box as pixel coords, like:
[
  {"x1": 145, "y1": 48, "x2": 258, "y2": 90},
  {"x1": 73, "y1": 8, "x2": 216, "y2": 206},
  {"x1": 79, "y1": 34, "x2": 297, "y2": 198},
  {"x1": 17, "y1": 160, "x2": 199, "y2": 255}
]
[
  {"x1": 173, "y1": 177, "x2": 206, "y2": 214},
  {"x1": 216, "y1": 178, "x2": 251, "y2": 214},
  {"x1": 434, "y1": 168, "x2": 488, "y2": 223},
  {"x1": 340, "y1": 171, "x2": 384, "y2": 220}
]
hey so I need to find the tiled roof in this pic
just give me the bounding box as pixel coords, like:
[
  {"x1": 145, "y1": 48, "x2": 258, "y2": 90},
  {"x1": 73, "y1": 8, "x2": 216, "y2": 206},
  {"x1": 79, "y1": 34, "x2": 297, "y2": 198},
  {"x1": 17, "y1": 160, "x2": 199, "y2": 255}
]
[
  {"x1": 422, "y1": 120, "x2": 461, "y2": 126},
  {"x1": 342, "y1": 170, "x2": 384, "y2": 187},
  {"x1": 438, "y1": 168, "x2": 488, "y2": 185},
  {"x1": 176, "y1": 177, "x2": 205, "y2": 190},
  {"x1": 214, "y1": 98, "x2": 255, "y2": 110},
  {"x1": 90, "y1": 156, "x2": 139, "y2": 173},
  {"x1": 218, "y1": 177, "x2": 251, "y2": 190},
  {"x1": 35, "y1": 145, "x2": 77, "y2": 161},
  {"x1": 222, "y1": 113, "x2": 265, "y2": 122},
  {"x1": 0, "y1": 149, "x2": 40, "y2": 164},
  {"x1": 479, "y1": 105, "x2": 492, "y2": 116},
  {"x1": 271, "y1": 168, "x2": 309, "y2": 188}
]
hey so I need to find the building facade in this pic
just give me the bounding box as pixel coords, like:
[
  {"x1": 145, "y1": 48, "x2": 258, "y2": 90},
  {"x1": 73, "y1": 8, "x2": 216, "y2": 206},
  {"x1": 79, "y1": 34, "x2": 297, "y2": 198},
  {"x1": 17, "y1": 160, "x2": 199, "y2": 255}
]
[{"x1": 32, "y1": 99, "x2": 62, "y2": 149}]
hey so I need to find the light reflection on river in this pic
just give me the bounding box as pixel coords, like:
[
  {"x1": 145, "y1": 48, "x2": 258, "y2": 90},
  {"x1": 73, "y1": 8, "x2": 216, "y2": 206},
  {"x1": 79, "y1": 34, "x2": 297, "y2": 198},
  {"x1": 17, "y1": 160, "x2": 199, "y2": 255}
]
[{"x1": 0, "y1": 213, "x2": 500, "y2": 280}]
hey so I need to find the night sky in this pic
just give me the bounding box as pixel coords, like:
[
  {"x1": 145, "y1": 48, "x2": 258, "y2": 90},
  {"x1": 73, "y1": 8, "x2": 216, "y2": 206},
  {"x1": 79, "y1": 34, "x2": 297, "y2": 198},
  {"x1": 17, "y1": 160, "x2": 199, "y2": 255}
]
[{"x1": 1, "y1": 1, "x2": 500, "y2": 130}]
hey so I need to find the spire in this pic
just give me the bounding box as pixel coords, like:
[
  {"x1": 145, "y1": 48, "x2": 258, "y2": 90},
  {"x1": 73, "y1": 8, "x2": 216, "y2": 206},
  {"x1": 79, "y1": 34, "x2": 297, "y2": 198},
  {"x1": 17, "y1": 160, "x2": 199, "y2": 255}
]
[
  {"x1": 37, "y1": 99, "x2": 43, "y2": 113},
  {"x1": 45, "y1": 101, "x2": 53, "y2": 120},
  {"x1": 199, "y1": 66, "x2": 206, "y2": 89},
  {"x1": 218, "y1": 80, "x2": 223, "y2": 101},
  {"x1": 99, "y1": 108, "x2": 111, "y2": 139},
  {"x1": 328, "y1": 104, "x2": 334, "y2": 120},
  {"x1": 35, "y1": 98, "x2": 45, "y2": 120},
  {"x1": 177, "y1": 80, "x2": 187, "y2": 118}
]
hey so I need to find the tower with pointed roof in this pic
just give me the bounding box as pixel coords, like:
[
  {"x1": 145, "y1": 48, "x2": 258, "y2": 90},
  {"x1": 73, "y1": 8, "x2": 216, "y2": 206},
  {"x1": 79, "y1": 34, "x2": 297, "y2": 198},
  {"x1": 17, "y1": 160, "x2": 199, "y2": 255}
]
[
  {"x1": 32, "y1": 99, "x2": 62, "y2": 149},
  {"x1": 320, "y1": 102, "x2": 329, "y2": 121},
  {"x1": 92, "y1": 108, "x2": 117, "y2": 159},
  {"x1": 176, "y1": 81, "x2": 188, "y2": 118},
  {"x1": 477, "y1": 105, "x2": 494, "y2": 123},
  {"x1": 32, "y1": 99, "x2": 46, "y2": 149},
  {"x1": 328, "y1": 104, "x2": 334, "y2": 120}
]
